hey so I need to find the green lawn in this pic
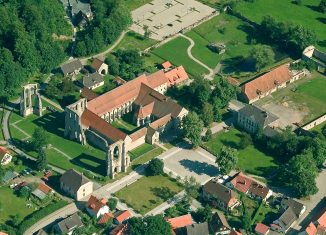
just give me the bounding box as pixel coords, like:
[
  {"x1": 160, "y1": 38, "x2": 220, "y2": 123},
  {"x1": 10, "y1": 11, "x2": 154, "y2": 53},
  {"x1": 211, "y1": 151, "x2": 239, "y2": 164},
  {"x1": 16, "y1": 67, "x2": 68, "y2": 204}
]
[
  {"x1": 0, "y1": 187, "x2": 34, "y2": 224},
  {"x1": 253, "y1": 202, "x2": 280, "y2": 225},
  {"x1": 204, "y1": 128, "x2": 278, "y2": 177},
  {"x1": 9, "y1": 109, "x2": 106, "y2": 176},
  {"x1": 93, "y1": 74, "x2": 116, "y2": 95},
  {"x1": 115, "y1": 31, "x2": 157, "y2": 51},
  {"x1": 111, "y1": 113, "x2": 138, "y2": 134},
  {"x1": 115, "y1": 175, "x2": 183, "y2": 215},
  {"x1": 124, "y1": 0, "x2": 152, "y2": 10},
  {"x1": 151, "y1": 36, "x2": 209, "y2": 76},
  {"x1": 311, "y1": 122, "x2": 325, "y2": 133},
  {"x1": 236, "y1": 0, "x2": 326, "y2": 51},
  {"x1": 129, "y1": 143, "x2": 155, "y2": 160}
]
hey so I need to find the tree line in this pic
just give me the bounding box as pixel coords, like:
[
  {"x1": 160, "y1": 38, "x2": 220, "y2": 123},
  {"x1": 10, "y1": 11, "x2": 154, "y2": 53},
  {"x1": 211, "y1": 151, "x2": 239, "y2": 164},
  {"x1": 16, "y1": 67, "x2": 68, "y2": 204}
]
[
  {"x1": 74, "y1": 0, "x2": 132, "y2": 57},
  {"x1": 0, "y1": 0, "x2": 72, "y2": 99}
]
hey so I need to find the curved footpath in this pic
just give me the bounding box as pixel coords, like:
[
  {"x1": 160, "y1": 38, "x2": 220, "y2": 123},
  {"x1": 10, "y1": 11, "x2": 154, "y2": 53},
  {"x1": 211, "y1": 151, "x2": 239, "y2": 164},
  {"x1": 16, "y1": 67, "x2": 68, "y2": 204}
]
[{"x1": 179, "y1": 33, "x2": 214, "y2": 80}]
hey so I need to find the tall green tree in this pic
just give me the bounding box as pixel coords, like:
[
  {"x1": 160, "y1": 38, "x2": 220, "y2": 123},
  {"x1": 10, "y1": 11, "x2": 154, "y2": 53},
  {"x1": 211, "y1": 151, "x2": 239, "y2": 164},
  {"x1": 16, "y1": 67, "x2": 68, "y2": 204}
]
[
  {"x1": 146, "y1": 158, "x2": 164, "y2": 176},
  {"x1": 318, "y1": 0, "x2": 326, "y2": 13},
  {"x1": 182, "y1": 112, "x2": 204, "y2": 148},
  {"x1": 249, "y1": 45, "x2": 275, "y2": 71},
  {"x1": 36, "y1": 148, "x2": 47, "y2": 170},
  {"x1": 215, "y1": 146, "x2": 238, "y2": 174},
  {"x1": 183, "y1": 176, "x2": 200, "y2": 199},
  {"x1": 128, "y1": 215, "x2": 172, "y2": 235},
  {"x1": 202, "y1": 103, "x2": 214, "y2": 127},
  {"x1": 31, "y1": 127, "x2": 49, "y2": 150},
  {"x1": 282, "y1": 151, "x2": 318, "y2": 197}
]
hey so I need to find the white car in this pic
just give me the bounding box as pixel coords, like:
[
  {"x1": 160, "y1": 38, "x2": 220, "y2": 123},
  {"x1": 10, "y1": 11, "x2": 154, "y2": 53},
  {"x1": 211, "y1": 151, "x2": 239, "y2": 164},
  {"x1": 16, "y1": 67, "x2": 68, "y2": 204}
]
[{"x1": 10, "y1": 183, "x2": 18, "y2": 189}]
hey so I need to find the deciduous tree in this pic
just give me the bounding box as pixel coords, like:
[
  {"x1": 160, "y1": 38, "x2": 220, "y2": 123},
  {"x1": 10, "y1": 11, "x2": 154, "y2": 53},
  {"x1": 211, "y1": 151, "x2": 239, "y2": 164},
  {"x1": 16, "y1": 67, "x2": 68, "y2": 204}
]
[
  {"x1": 182, "y1": 112, "x2": 204, "y2": 148},
  {"x1": 146, "y1": 158, "x2": 164, "y2": 176},
  {"x1": 32, "y1": 127, "x2": 49, "y2": 151},
  {"x1": 128, "y1": 215, "x2": 172, "y2": 235},
  {"x1": 215, "y1": 146, "x2": 238, "y2": 174},
  {"x1": 249, "y1": 45, "x2": 275, "y2": 71}
]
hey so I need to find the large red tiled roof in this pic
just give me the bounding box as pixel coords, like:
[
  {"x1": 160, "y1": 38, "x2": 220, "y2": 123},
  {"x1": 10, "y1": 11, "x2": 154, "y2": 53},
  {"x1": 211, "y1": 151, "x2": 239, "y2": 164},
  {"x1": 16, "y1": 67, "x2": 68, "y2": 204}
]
[
  {"x1": 80, "y1": 87, "x2": 98, "y2": 101},
  {"x1": 167, "y1": 214, "x2": 193, "y2": 229},
  {"x1": 230, "y1": 172, "x2": 253, "y2": 193},
  {"x1": 318, "y1": 210, "x2": 326, "y2": 227},
  {"x1": 164, "y1": 66, "x2": 189, "y2": 86},
  {"x1": 162, "y1": 61, "x2": 172, "y2": 69},
  {"x1": 129, "y1": 127, "x2": 147, "y2": 142},
  {"x1": 81, "y1": 109, "x2": 127, "y2": 142},
  {"x1": 87, "y1": 71, "x2": 167, "y2": 116},
  {"x1": 115, "y1": 210, "x2": 131, "y2": 224},
  {"x1": 38, "y1": 183, "x2": 51, "y2": 194},
  {"x1": 242, "y1": 64, "x2": 291, "y2": 101},
  {"x1": 87, "y1": 195, "x2": 107, "y2": 214},
  {"x1": 255, "y1": 223, "x2": 270, "y2": 234},
  {"x1": 305, "y1": 222, "x2": 317, "y2": 235},
  {"x1": 98, "y1": 212, "x2": 114, "y2": 224}
]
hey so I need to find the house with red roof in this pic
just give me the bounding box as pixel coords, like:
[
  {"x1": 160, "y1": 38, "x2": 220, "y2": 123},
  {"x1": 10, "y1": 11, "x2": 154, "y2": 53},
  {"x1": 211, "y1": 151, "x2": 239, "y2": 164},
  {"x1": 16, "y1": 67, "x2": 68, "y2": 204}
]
[
  {"x1": 167, "y1": 214, "x2": 193, "y2": 232},
  {"x1": 32, "y1": 182, "x2": 53, "y2": 200},
  {"x1": 164, "y1": 66, "x2": 189, "y2": 87},
  {"x1": 299, "y1": 208, "x2": 326, "y2": 235},
  {"x1": 241, "y1": 63, "x2": 307, "y2": 104},
  {"x1": 86, "y1": 195, "x2": 109, "y2": 219},
  {"x1": 110, "y1": 224, "x2": 128, "y2": 235},
  {"x1": 98, "y1": 212, "x2": 114, "y2": 225},
  {"x1": 114, "y1": 210, "x2": 132, "y2": 224},
  {"x1": 255, "y1": 223, "x2": 270, "y2": 235},
  {"x1": 161, "y1": 61, "x2": 173, "y2": 70},
  {"x1": 230, "y1": 229, "x2": 242, "y2": 235},
  {"x1": 0, "y1": 146, "x2": 12, "y2": 166},
  {"x1": 226, "y1": 172, "x2": 273, "y2": 201}
]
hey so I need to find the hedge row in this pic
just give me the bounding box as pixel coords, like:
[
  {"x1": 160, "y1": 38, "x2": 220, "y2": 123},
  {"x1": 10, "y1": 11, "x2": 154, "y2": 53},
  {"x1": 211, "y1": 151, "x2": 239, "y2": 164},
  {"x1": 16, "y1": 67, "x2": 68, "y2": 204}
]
[{"x1": 18, "y1": 200, "x2": 68, "y2": 234}]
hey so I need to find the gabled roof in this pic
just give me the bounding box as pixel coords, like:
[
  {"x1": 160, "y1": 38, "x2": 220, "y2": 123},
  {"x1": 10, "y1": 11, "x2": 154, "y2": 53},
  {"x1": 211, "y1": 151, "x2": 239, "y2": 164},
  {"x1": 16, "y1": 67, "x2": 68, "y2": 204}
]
[
  {"x1": 38, "y1": 182, "x2": 51, "y2": 194},
  {"x1": 110, "y1": 224, "x2": 127, "y2": 235},
  {"x1": 80, "y1": 87, "x2": 99, "y2": 101},
  {"x1": 255, "y1": 223, "x2": 270, "y2": 235},
  {"x1": 129, "y1": 127, "x2": 147, "y2": 142},
  {"x1": 91, "y1": 58, "x2": 105, "y2": 71},
  {"x1": 87, "y1": 195, "x2": 107, "y2": 214},
  {"x1": 238, "y1": 104, "x2": 278, "y2": 128},
  {"x1": 56, "y1": 213, "x2": 83, "y2": 233},
  {"x1": 278, "y1": 207, "x2": 297, "y2": 229},
  {"x1": 0, "y1": 146, "x2": 10, "y2": 160},
  {"x1": 98, "y1": 212, "x2": 113, "y2": 224},
  {"x1": 168, "y1": 214, "x2": 193, "y2": 230},
  {"x1": 60, "y1": 169, "x2": 90, "y2": 193},
  {"x1": 161, "y1": 61, "x2": 172, "y2": 69},
  {"x1": 81, "y1": 109, "x2": 127, "y2": 143},
  {"x1": 82, "y1": 72, "x2": 104, "y2": 88},
  {"x1": 209, "y1": 212, "x2": 231, "y2": 233},
  {"x1": 176, "y1": 222, "x2": 209, "y2": 235},
  {"x1": 305, "y1": 222, "x2": 317, "y2": 235},
  {"x1": 203, "y1": 179, "x2": 238, "y2": 207},
  {"x1": 149, "y1": 114, "x2": 172, "y2": 130},
  {"x1": 242, "y1": 64, "x2": 291, "y2": 101},
  {"x1": 281, "y1": 198, "x2": 305, "y2": 217},
  {"x1": 318, "y1": 210, "x2": 326, "y2": 227},
  {"x1": 115, "y1": 210, "x2": 131, "y2": 224},
  {"x1": 61, "y1": 59, "x2": 83, "y2": 76},
  {"x1": 164, "y1": 66, "x2": 189, "y2": 86}
]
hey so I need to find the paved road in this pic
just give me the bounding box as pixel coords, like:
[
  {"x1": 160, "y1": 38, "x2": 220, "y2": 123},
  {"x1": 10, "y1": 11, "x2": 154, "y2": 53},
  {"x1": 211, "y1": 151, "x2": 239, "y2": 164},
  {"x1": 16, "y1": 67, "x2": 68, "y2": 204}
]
[
  {"x1": 179, "y1": 33, "x2": 214, "y2": 80},
  {"x1": 24, "y1": 203, "x2": 78, "y2": 235},
  {"x1": 79, "y1": 30, "x2": 128, "y2": 64}
]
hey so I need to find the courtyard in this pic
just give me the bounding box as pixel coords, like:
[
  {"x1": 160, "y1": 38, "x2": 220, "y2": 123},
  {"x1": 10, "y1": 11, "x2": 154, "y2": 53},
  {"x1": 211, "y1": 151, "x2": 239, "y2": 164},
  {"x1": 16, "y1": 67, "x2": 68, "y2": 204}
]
[
  {"x1": 161, "y1": 142, "x2": 219, "y2": 184},
  {"x1": 130, "y1": 0, "x2": 216, "y2": 41},
  {"x1": 114, "y1": 175, "x2": 183, "y2": 215}
]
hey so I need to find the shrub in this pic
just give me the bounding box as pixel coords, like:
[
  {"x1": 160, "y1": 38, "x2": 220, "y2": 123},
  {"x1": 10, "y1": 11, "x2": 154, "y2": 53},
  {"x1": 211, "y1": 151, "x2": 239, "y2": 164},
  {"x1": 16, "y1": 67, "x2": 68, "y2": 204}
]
[{"x1": 146, "y1": 159, "x2": 164, "y2": 176}]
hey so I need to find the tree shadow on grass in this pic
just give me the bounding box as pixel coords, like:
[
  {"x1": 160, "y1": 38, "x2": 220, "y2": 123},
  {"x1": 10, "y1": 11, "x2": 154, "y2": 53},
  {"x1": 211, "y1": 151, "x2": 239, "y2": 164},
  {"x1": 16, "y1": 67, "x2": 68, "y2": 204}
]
[
  {"x1": 305, "y1": 4, "x2": 321, "y2": 13},
  {"x1": 220, "y1": 139, "x2": 239, "y2": 149},
  {"x1": 317, "y1": 17, "x2": 326, "y2": 24},
  {"x1": 179, "y1": 159, "x2": 219, "y2": 176},
  {"x1": 72, "y1": 153, "x2": 106, "y2": 176}
]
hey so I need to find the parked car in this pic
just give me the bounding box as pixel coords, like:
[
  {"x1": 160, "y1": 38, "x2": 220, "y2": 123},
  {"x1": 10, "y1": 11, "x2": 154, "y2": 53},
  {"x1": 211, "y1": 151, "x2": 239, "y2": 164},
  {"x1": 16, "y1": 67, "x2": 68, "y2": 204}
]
[
  {"x1": 10, "y1": 183, "x2": 18, "y2": 189},
  {"x1": 14, "y1": 181, "x2": 27, "y2": 190}
]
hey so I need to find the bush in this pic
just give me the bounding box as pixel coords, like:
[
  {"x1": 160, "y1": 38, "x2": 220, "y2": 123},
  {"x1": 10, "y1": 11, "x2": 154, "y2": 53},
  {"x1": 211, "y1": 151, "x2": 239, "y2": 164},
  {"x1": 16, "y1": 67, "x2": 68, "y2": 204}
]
[
  {"x1": 107, "y1": 198, "x2": 118, "y2": 211},
  {"x1": 18, "y1": 200, "x2": 67, "y2": 234},
  {"x1": 146, "y1": 159, "x2": 164, "y2": 176},
  {"x1": 203, "y1": 129, "x2": 212, "y2": 142}
]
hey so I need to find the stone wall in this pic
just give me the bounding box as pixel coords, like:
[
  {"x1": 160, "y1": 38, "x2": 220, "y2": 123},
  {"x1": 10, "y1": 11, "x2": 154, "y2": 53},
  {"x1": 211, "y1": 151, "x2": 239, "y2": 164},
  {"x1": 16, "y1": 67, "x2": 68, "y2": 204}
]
[{"x1": 302, "y1": 114, "x2": 326, "y2": 130}]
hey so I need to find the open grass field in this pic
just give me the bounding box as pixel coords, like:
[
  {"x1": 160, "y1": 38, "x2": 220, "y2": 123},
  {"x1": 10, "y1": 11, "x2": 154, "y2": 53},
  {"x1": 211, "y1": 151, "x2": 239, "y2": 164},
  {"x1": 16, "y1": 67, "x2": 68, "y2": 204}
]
[
  {"x1": 0, "y1": 187, "x2": 34, "y2": 224},
  {"x1": 115, "y1": 175, "x2": 183, "y2": 215},
  {"x1": 151, "y1": 36, "x2": 209, "y2": 76},
  {"x1": 129, "y1": 143, "x2": 155, "y2": 160},
  {"x1": 114, "y1": 31, "x2": 157, "y2": 51},
  {"x1": 259, "y1": 74, "x2": 326, "y2": 123},
  {"x1": 131, "y1": 147, "x2": 164, "y2": 169},
  {"x1": 203, "y1": 128, "x2": 278, "y2": 178},
  {"x1": 236, "y1": 0, "x2": 326, "y2": 51},
  {"x1": 9, "y1": 108, "x2": 106, "y2": 176},
  {"x1": 125, "y1": 0, "x2": 152, "y2": 11}
]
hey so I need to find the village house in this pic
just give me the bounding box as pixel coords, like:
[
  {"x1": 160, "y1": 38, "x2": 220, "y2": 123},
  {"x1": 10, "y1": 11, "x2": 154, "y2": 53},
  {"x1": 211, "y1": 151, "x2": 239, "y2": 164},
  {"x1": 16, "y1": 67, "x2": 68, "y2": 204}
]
[
  {"x1": 91, "y1": 58, "x2": 108, "y2": 75},
  {"x1": 167, "y1": 214, "x2": 193, "y2": 231},
  {"x1": 60, "y1": 169, "x2": 93, "y2": 201},
  {"x1": 0, "y1": 147, "x2": 12, "y2": 166},
  {"x1": 272, "y1": 198, "x2": 306, "y2": 233},
  {"x1": 64, "y1": 70, "x2": 188, "y2": 178},
  {"x1": 298, "y1": 205, "x2": 326, "y2": 235},
  {"x1": 31, "y1": 182, "x2": 53, "y2": 201},
  {"x1": 114, "y1": 210, "x2": 132, "y2": 224},
  {"x1": 255, "y1": 223, "x2": 270, "y2": 235},
  {"x1": 81, "y1": 72, "x2": 104, "y2": 90},
  {"x1": 54, "y1": 213, "x2": 83, "y2": 235},
  {"x1": 241, "y1": 64, "x2": 307, "y2": 104},
  {"x1": 110, "y1": 224, "x2": 128, "y2": 235},
  {"x1": 227, "y1": 172, "x2": 273, "y2": 202},
  {"x1": 60, "y1": 59, "x2": 83, "y2": 78},
  {"x1": 237, "y1": 104, "x2": 279, "y2": 137},
  {"x1": 176, "y1": 222, "x2": 210, "y2": 235},
  {"x1": 208, "y1": 212, "x2": 231, "y2": 235},
  {"x1": 86, "y1": 195, "x2": 109, "y2": 219},
  {"x1": 202, "y1": 178, "x2": 240, "y2": 211}
]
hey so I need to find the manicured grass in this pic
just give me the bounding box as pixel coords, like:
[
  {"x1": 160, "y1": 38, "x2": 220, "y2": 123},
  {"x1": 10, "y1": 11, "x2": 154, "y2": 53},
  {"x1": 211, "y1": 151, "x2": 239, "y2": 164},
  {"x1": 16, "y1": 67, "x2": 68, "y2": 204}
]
[
  {"x1": 115, "y1": 31, "x2": 157, "y2": 51},
  {"x1": 9, "y1": 109, "x2": 106, "y2": 175},
  {"x1": 129, "y1": 143, "x2": 155, "y2": 160},
  {"x1": 10, "y1": 125, "x2": 29, "y2": 140},
  {"x1": 115, "y1": 175, "x2": 183, "y2": 215},
  {"x1": 111, "y1": 113, "x2": 138, "y2": 134},
  {"x1": 151, "y1": 36, "x2": 209, "y2": 76},
  {"x1": 203, "y1": 128, "x2": 278, "y2": 177},
  {"x1": 236, "y1": 0, "x2": 326, "y2": 51},
  {"x1": 253, "y1": 202, "x2": 279, "y2": 225},
  {"x1": 0, "y1": 187, "x2": 34, "y2": 224},
  {"x1": 125, "y1": 0, "x2": 152, "y2": 10},
  {"x1": 131, "y1": 147, "x2": 164, "y2": 167}
]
